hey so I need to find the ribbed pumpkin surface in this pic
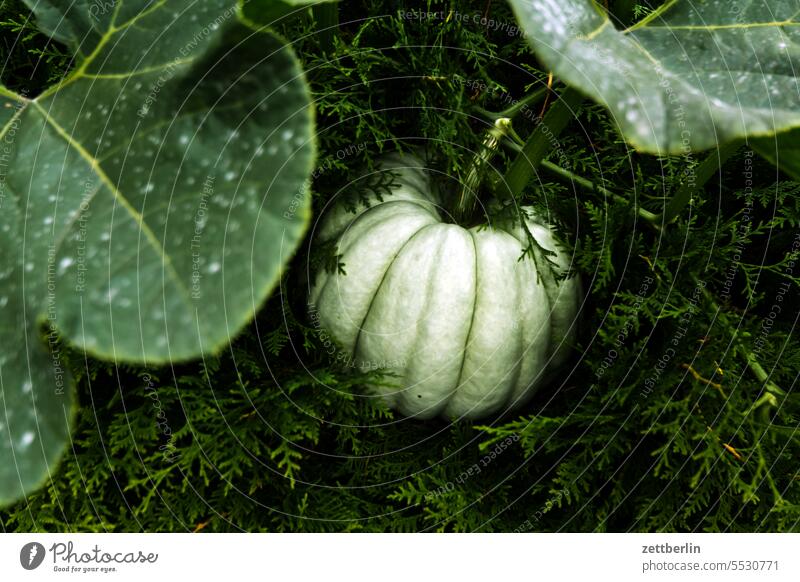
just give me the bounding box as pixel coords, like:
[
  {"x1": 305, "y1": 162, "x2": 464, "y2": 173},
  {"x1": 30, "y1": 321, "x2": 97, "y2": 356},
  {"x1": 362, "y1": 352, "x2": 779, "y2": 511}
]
[{"x1": 310, "y1": 153, "x2": 580, "y2": 419}]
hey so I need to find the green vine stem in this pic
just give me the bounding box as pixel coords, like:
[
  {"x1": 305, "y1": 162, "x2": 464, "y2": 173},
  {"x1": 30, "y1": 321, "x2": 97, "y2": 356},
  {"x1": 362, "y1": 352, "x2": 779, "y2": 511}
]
[
  {"x1": 657, "y1": 139, "x2": 741, "y2": 225},
  {"x1": 745, "y1": 352, "x2": 786, "y2": 397},
  {"x1": 313, "y1": 3, "x2": 338, "y2": 53},
  {"x1": 502, "y1": 88, "x2": 584, "y2": 201},
  {"x1": 473, "y1": 86, "x2": 550, "y2": 121},
  {"x1": 696, "y1": 282, "x2": 785, "y2": 503},
  {"x1": 699, "y1": 284, "x2": 786, "y2": 398},
  {"x1": 539, "y1": 159, "x2": 659, "y2": 224},
  {"x1": 502, "y1": 86, "x2": 550, "y2": 119}
]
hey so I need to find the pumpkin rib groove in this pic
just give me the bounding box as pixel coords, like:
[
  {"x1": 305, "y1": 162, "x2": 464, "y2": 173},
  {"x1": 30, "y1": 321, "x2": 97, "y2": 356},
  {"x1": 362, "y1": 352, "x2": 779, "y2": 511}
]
[
  {"x1": 473, "y1": 232, "x2": 527, "y2": 416},
  {"x1": 329, "y1": 198, "x2": 437, "y2": 245},
  {"x1": 351, "y1": 196, "x2": 438, "y2": 221},
  {"x1": 452, "y1": 228, "x2": 479, "y2": 400},
  {"x1": 312, "y1": 202, "x2": 436, "y2": 337},
  {"x1": 515, "y1": 219, "x2": 572, "y2": 365},
  {"x1": 378, "y1": 166, "x2": 437, "y2": 203},
  {"x1": 315, "y1": 154, "x2": 437, "y2": 243},
  {"x1": 500, "y1": 236, "x2": 527, "y2": 409},
  {"x1": 505, "y1": 214, "x2": 559, "y2": 284},
  {"x1": 535, "y1": 250, "x2": 565, "y2": 362},
  {"x1": 540, "y1": 270, "x2": 568, "y2": 365},
  {"x1": 351, "y1": 221, "x2": 439, "y2": 361},
  {"x1": 509, "y1": 242, "x2": 551, "y2": 407},
  {"x1": 311, "y1": 156, "x2": 580, "y2": 419},
  {"x1": 528, "y1": 223, "x2": 580, "y2": 368},
  {"x1": 399, "y1": 226, "x2": 461, "y2": 416},
  {"x1": 514, "y1": 253, "x2": 532, "y2": 401},
  {"x1": 503, "y1": 229, "x2": 527, "y2": 393},
  {"x1": 318, "y1": 194, "x2": 438, "y2": 243},
  {"x1": 376, "y1": 155, "x2": 436, "y2": 199}
]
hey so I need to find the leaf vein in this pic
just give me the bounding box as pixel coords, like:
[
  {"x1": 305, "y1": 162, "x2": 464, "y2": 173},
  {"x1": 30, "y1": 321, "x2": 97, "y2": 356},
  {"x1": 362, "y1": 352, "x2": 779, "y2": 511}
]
[{"x1": 30, "y1": 100, "x2": 195, "y2": 319}]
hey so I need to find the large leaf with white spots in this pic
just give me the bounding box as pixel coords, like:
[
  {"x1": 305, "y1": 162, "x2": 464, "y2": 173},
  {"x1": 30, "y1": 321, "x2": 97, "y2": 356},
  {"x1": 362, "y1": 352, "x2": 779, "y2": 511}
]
[
  {"x1": 0, "y1": 108, "x2": 74, "y2": 505},
  {"x1": 508, "y1": 0, "x2": 800, "y2": 154},
  {"x1": 0, "y1": 0, "x2": 315, "y2": 505}
]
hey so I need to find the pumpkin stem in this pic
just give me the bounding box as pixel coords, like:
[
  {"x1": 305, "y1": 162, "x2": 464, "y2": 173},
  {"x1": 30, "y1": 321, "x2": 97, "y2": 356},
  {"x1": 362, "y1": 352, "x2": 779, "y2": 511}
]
[{"x1": 455, "y1": 117, "x2": 517, "y2": 223}]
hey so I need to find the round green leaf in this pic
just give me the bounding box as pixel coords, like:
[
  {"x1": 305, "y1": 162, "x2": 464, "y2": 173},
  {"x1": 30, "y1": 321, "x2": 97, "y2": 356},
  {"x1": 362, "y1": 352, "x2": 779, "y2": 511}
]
[
  {"x1": 0, "y1": 137, "x2": 74, "y2": 504},
  {"x1": 509, "y1": 0, "x2": 800, "y2": 154},
  {"x1": 1, "y1": 0, "x2": 315, "y2": 505}
]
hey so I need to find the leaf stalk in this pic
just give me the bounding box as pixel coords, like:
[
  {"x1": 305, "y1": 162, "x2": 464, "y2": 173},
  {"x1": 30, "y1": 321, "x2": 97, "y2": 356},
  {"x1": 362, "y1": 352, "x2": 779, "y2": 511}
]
[
  {"x1": 656, "y1": 140, "x2": 741, "y2": 225},
  {"x1": 502, "y1": 88, "x2": 584, "y2": 202}
]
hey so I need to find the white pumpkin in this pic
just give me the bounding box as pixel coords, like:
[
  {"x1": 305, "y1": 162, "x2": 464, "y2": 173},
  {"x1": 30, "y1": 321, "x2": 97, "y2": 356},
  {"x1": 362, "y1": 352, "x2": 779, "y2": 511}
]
[{"x1": 310, "y1": 152, "x2": 580, "y2": 419}]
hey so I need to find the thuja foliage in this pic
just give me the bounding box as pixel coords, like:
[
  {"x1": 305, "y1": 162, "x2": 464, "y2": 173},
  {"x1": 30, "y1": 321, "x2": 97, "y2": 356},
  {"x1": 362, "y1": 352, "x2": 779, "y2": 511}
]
[
  {"x1": 2, "y1": 0, "x2": 799, "y2": 532},
  {"x1": 0, "y1": 0, "x2": 73, "y2": 92}
]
